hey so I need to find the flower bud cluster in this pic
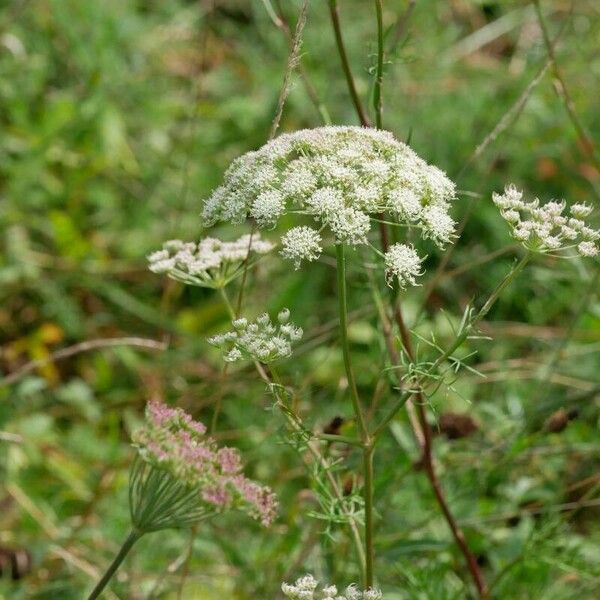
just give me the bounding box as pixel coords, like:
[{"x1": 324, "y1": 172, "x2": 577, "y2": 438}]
[
  {"x1": 281, "y1": 574, "x2": 382, "y2": 600},
  {"x1": 493, "y1": 185, "x2": 598, "y2": 257},
  {"x1": 202, "y1": 126, "x2": 456, "y2": 270},
  {"x1": 147, "y1": 234, "x2": 273, "y2": 288},
  {"x1": 208, "y1": 309, "x2": 303, "y2": 363},
  {"x1": 132, "y1": 401, "x2": 277, "y2": 527}
]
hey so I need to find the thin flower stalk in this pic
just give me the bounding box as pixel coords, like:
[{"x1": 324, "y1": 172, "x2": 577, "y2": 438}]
[
  {"x1": 373, "y1": 0, "x2": 384, "y2": 130},
  {"x1": 268, "y1": 364, "x2": 368, "y2": 583},
  {"x1": 88, "y1": 531, "x2": 140, "y2": 600},
  {"x1": 336, "y1": 244, "x2": 375, "y2": 588},
  {"x1": 327, "y1": 0, "x2": 371, "y2": 127},
  {"x1": 213, "y1": 287, "x2": 368, "y2": 580}
]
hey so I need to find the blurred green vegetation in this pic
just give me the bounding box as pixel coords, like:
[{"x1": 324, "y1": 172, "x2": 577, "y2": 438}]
[{"x1": 0, "y1": 0, "x2": 599, "y2": 598}]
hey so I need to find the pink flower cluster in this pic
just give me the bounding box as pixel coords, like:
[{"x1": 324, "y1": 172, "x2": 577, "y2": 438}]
[{"x1": 133, "y1": 401, "x2": 278, "y2": 526}]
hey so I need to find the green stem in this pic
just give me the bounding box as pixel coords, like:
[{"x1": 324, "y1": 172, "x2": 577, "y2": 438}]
[
  {"x1": 335, "y1": 244, "x2": 369, "y2": 441},
  {"x1": 88, "y1": 530, "x2": 141, "y2": 599},
  {"x1": 213, "y1": 287, "x2": 237, "y2": 432},
  {"x1": 475, "y1": 253, "x2": 531, "y2": 321},
  {"x1": 218, "y1": 286, "x2": 237, "y2": 320},
  {"x1": 372, "y1": 390, "x2": 411, "y2": 439},
  {"x1": 428, "y1": 253, "x2": 531, "y2": 371},
  {"x1": 317, "y1": 432, "x2": 363, "y2": 447},
  {"x1": 328, "y1": 0, "x2": 371, "y2": 126},
  {"x1": 532, "y1": 0, "x2": 600, "y2": 172},
  {"x1": 335, "y1": 244, "x2": 374, "y2": 587},
  {"x1": 373, "y1": 0, "x2": 384, "y2": 129},
  {"x1": 219, "y1": 262, "x2": 370, "y2": 581},
  {"x1": 269, "y1": 364, "x2": 367, "y2": 582},
  {"x1": 363, "y1": 444, "x2": 375, "y2": 588}
]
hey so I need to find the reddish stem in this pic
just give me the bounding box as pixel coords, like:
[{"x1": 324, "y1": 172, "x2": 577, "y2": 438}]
[{"x1": 390, "y1": 285, "x2": 489, "y2": 599}]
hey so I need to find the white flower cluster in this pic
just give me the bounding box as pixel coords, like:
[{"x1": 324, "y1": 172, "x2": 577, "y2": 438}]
[
  {"x1": 202, "y1": 126, "x2": 456, "y2": 270},
  {"x1": 281, "y1": 574, "x2": 382, "y2": 600},
  {"x1": 384, "y1": 243, "x2": 423, "y2": 288},
  {"x1": 493, "y1": 185, "x2": 598, "y2": 257},
  {"x1": 207, "y1": 308, "x2": 303, "y2": 363},
  {"x1": 147, "y1": 234, "x2": 273, "y2": 288}
]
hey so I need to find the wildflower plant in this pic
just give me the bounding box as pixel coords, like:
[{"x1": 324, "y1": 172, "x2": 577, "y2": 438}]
[
  {"x1": 144, "y1": 120, "x2": 599, "y2": 597},
  {"x1": 88, "y1": 402, "x2": 276, "y2": 598},
  {"x1": 138, "y1": 5, "x2": 600, "y2": 597},
  {"x1": 7, "y1": 0, "x2": 597, "y2": 596}
]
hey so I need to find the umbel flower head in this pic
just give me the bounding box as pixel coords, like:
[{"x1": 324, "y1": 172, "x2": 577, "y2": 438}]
[
  {"x1": 384, "y1": 243, "x2": 423, "y2": 288},
  {"x1": 281, "y1": 574, "x2": 382, "y2": 600},
  {"x1": 147, "y1": 234, "x2": 273, "y2": 288},
  {"x1": 208, "y1": 308, "x2": 303, "y2": 363},
  {"x1": 129, "y1": 401, "x2": 277, "y2": 532},
  {"x1": 202, "y1": 126, "x2": 457, "y2": 278},
  {"x1": 493, "y1": 185, "x2": 598, "y2": 257}
]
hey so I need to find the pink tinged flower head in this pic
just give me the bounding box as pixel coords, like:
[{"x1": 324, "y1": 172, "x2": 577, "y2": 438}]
[{"x1": 133, "y1": 402, "x2": 277, "y2": 527}]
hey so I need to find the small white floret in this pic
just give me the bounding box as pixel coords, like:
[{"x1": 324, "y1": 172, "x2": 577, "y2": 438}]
[
  {"x1": 577, "y1": 241, "x2": 598, "y2": 257},
  {"x1": 250, "y1": 190, "x2": 286, "y2": 227},
  {"x1": 384, "y1": 243, "x2": 423, "y2": 288},
  {"x1": 421, "y1": 204, "x2": 455, "y2": 246},
  {"x1": 280, "y1": 226, "x2": 323, "y2": 268}
]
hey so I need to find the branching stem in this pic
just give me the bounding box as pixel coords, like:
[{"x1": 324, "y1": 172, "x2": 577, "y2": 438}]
[
  {"x1": 268, "y1": 365, "x2": 367, "y2": 582},
  {"x1": 215, "y1": 290, "x2": 367, "y2": 581},
  {"x1": 374, "y1": 252, "x2": 530, "y2": 597},
  {"x1": 392, "y1": 302, "x2": 489, "y2": 598},
  {"x1": 335, "y1": 244, "x2": 375, "y2": 587}
]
